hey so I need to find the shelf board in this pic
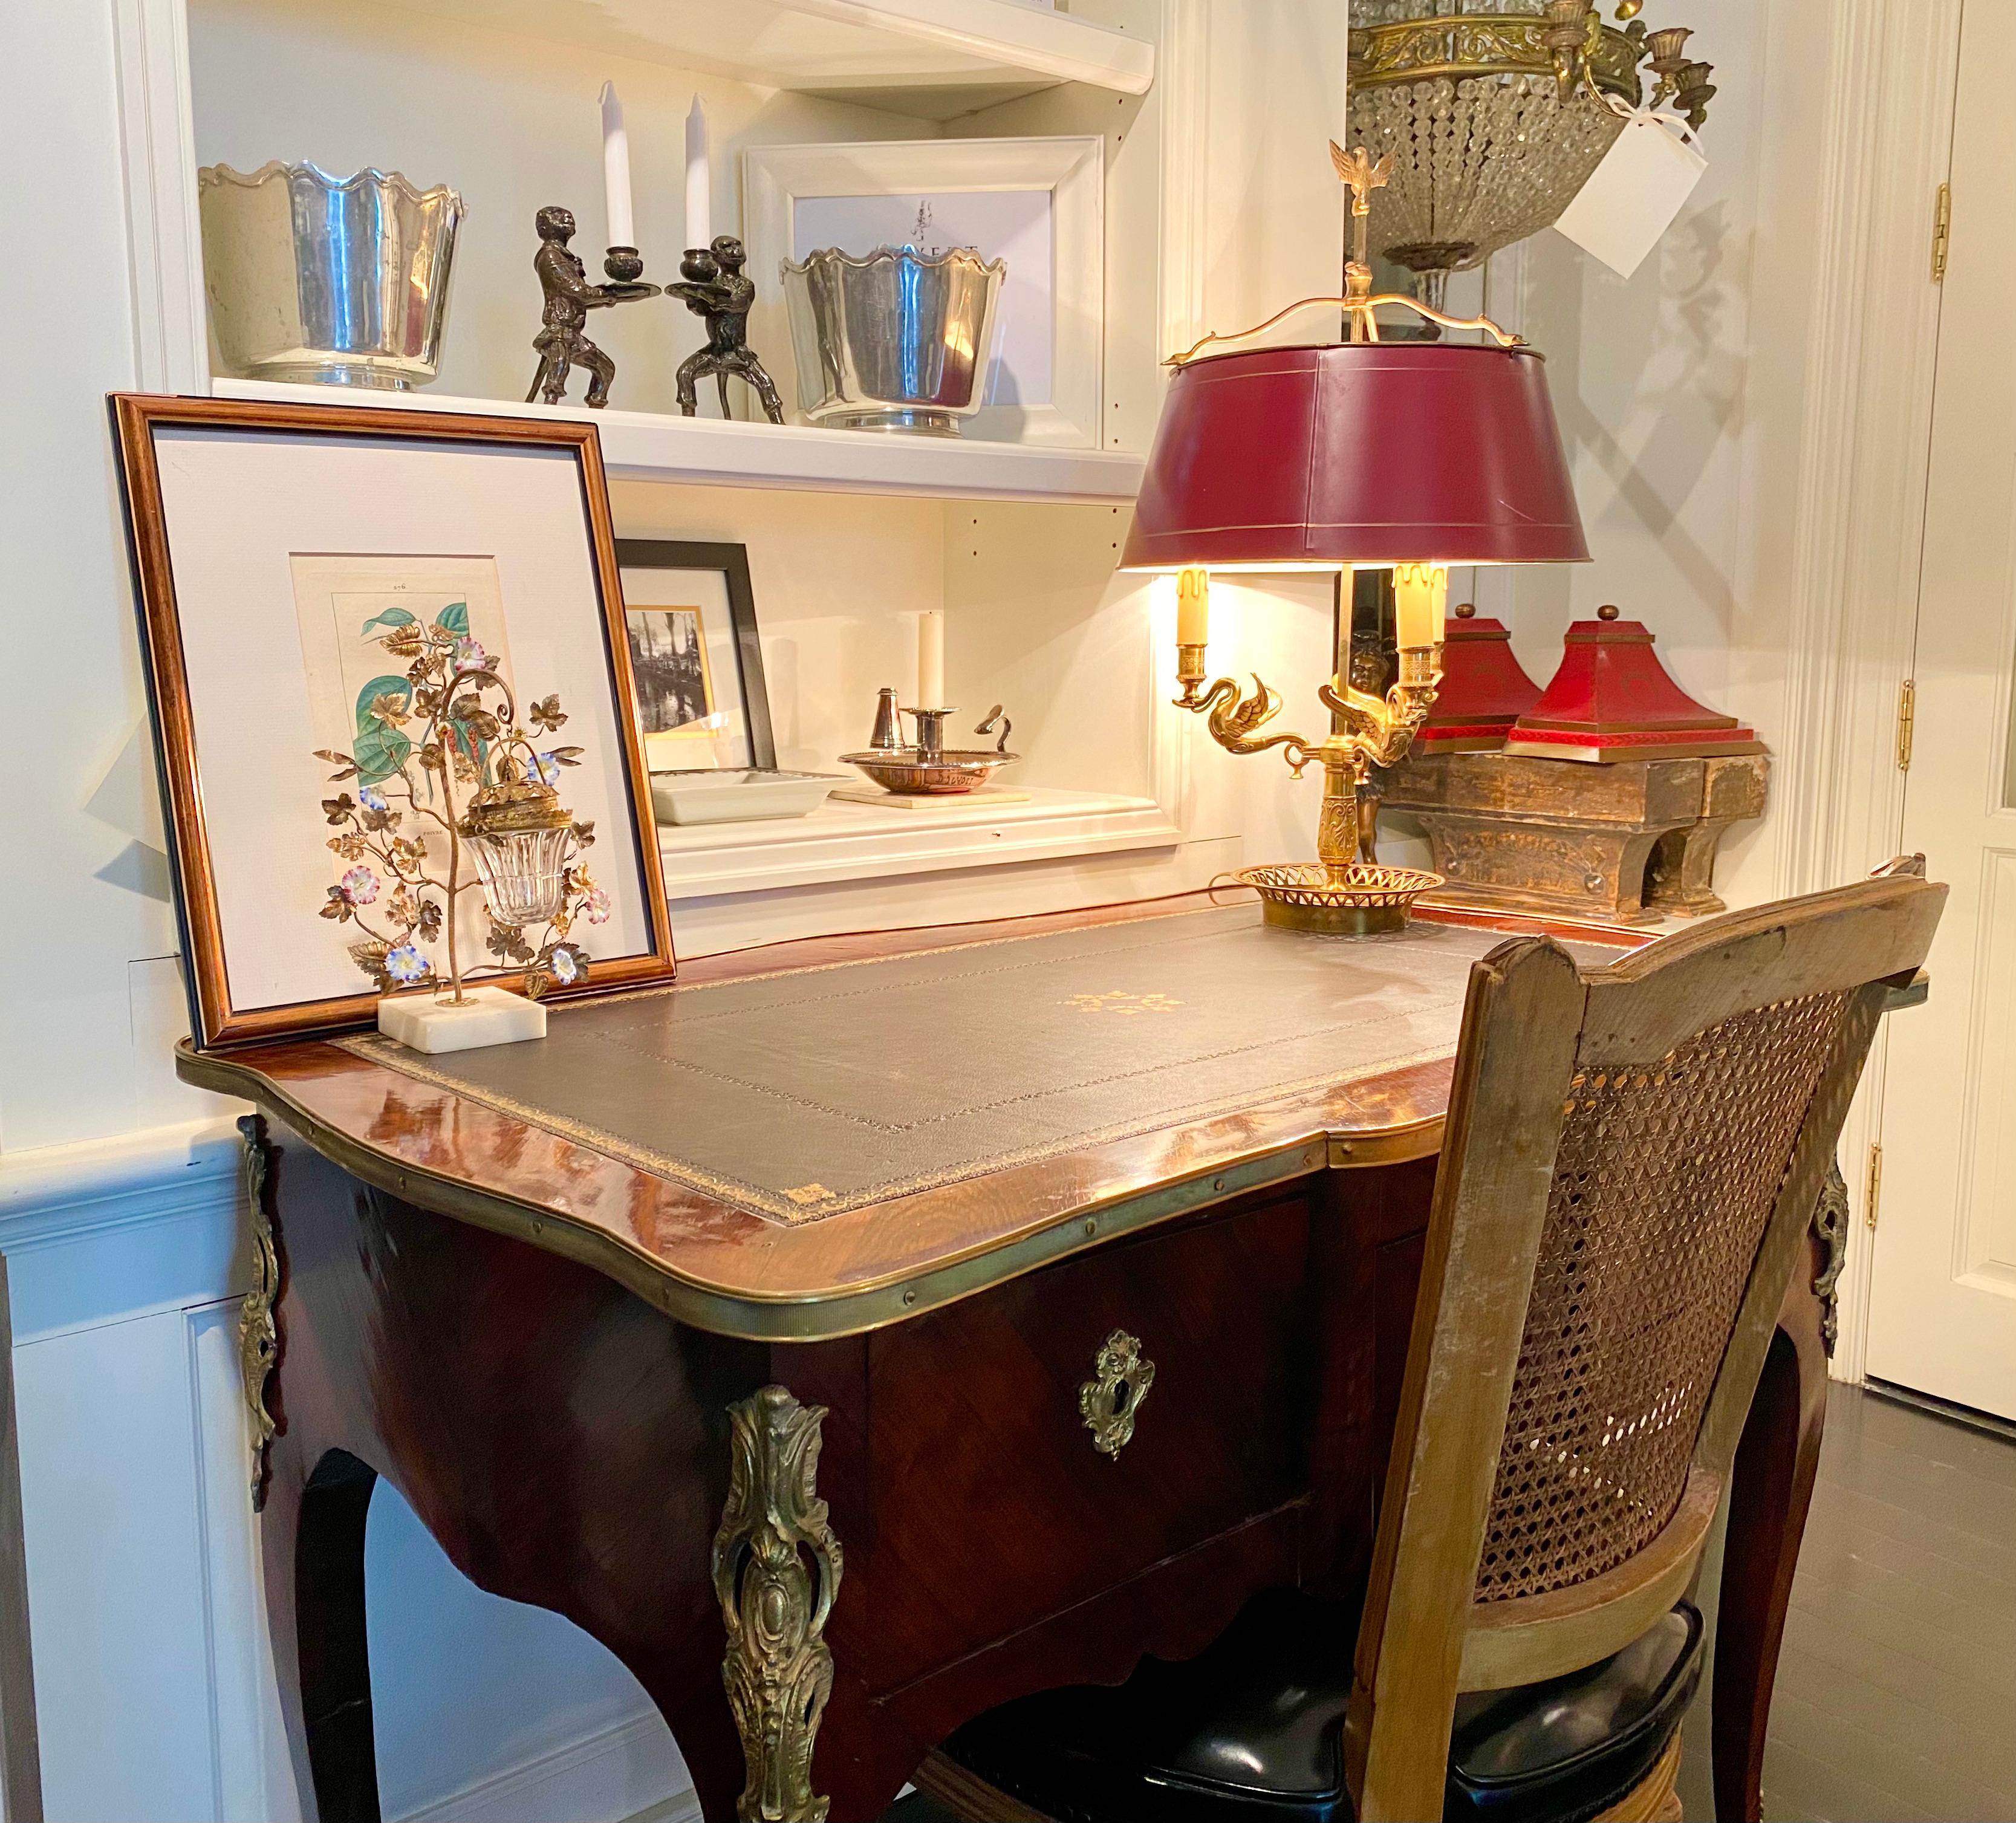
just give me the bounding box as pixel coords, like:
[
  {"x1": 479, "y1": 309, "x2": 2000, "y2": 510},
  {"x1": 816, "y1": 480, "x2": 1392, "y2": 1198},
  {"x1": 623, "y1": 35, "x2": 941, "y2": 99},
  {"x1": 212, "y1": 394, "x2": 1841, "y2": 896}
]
[
  {"x1": 380, "y1": 0, "x2": 1154, "y2": 122},
  {"x1": 210, "y1": 379, "x2": 1145, "y2": 504},
  {"x1": 657, "y1": 786, "x2": 1180, "y2": 898}
]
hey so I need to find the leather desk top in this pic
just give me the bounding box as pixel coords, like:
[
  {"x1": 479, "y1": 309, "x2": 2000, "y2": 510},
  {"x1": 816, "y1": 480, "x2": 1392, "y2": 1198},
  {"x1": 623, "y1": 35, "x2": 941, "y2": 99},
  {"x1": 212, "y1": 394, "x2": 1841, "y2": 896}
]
[{"x1": 181, "y1": 894, "x2": 1642, "y2": 1340}]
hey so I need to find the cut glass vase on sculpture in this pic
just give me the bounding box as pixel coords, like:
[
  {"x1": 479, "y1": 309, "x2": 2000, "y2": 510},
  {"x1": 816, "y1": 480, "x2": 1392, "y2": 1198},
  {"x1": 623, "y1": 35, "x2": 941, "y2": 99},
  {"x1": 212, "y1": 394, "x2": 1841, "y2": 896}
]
[{"x1": 310, "y1": 602, "x2": 609, "y2": 1054}]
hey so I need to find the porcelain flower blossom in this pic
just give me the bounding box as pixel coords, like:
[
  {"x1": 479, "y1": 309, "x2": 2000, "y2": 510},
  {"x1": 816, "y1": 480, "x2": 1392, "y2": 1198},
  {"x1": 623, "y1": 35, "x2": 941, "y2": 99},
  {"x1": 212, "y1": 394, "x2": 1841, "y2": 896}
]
[{"x1": 385, "y1": 944, "x2": 430, "y2": 984}]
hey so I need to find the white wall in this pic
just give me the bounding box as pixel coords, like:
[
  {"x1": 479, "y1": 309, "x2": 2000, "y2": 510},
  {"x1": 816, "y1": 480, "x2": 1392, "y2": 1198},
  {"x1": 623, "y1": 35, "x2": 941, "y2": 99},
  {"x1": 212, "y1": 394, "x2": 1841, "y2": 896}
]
[
  {"x1": 0, "y1": 2, "x2": 200, "y2": 1154},
  {"x1": 1474, "y1": 0, "x2": 1782, "y2": 905}
]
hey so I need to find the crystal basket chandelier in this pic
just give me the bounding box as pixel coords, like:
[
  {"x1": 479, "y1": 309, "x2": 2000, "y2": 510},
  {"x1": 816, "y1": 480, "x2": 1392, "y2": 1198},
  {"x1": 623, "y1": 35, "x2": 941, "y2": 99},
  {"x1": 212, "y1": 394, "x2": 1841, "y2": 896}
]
[{"x1": 1347, "y1": 0, "x2": 1715, "y2": 307}]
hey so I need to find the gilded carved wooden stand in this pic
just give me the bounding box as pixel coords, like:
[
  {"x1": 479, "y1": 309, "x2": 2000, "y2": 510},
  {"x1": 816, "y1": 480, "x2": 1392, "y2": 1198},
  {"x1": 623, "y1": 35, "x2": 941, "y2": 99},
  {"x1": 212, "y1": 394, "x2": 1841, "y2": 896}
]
[{"x1": 1382, "y1": 750, "x2": 1769, "y2": 924}]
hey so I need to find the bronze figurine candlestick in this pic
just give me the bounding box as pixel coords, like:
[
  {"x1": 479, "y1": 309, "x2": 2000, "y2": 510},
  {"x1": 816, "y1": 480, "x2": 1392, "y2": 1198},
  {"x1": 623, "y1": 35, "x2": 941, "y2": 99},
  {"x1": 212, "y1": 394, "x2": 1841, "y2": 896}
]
[
  {"x1": 667, "y1": 236, "x2": 786, "y2": 424},
  {"x1": 526, "y1": 205, "x2": 661, "y2": 409}
]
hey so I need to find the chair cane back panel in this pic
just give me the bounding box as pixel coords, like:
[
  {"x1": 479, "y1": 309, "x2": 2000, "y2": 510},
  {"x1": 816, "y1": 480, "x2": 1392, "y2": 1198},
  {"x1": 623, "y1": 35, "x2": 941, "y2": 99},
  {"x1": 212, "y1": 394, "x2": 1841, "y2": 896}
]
[{"x1": 1475, "y1": 989, "x2": 1853, "y2": 1604}]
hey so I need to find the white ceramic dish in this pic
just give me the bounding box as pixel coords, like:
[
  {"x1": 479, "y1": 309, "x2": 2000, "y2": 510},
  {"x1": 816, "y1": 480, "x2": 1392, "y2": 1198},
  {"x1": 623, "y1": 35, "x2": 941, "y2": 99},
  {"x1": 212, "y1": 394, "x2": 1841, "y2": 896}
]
[{"x1": 650, "y1": 768, "x2": 847, "y2": 826}]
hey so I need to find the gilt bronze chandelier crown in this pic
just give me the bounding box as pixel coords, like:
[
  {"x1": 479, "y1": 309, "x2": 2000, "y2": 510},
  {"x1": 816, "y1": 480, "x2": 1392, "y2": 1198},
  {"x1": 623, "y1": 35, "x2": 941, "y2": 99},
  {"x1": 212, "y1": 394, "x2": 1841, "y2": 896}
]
[{"x1": 1347, "y1": 0, "x2": 1715, "y2": 307}]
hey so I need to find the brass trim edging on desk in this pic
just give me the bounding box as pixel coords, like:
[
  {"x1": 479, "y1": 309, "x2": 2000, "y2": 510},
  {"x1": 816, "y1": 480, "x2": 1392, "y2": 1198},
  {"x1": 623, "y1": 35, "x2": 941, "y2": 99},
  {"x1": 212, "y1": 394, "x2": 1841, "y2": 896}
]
[{"x1": 180, "y1": 1045, "x2": 1442, "y2": 1344}]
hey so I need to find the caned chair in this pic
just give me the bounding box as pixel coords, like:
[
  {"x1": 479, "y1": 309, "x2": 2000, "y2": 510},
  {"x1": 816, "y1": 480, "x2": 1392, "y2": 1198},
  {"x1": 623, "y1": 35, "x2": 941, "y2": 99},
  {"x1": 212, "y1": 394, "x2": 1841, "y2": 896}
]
[{"x1": 929, "y1": 864, "x2": 1945, "y2": 1823}]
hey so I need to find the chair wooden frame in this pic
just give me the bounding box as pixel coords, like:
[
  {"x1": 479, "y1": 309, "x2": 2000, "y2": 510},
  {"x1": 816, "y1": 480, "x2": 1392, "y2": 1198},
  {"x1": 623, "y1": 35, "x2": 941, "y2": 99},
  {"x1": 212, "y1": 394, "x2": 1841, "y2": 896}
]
[{"x1": 1345, "y1": 863, "x2": 1946, "y2": 1822}]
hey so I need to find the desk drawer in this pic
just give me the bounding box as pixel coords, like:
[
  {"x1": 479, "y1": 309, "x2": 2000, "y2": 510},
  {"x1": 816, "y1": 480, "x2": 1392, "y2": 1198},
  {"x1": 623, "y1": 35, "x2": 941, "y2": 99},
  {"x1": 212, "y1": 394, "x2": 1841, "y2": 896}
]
[{"x1": 861, "y1": 1192, "x2": 1317, "y2": 1691}]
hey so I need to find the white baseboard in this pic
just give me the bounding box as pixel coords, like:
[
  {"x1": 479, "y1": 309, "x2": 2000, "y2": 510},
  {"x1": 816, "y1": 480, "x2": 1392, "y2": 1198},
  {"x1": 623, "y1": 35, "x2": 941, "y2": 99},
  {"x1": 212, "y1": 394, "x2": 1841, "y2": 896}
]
[{"x1": 391, "y1": 1708, "x2": 697, "y2": 1823}]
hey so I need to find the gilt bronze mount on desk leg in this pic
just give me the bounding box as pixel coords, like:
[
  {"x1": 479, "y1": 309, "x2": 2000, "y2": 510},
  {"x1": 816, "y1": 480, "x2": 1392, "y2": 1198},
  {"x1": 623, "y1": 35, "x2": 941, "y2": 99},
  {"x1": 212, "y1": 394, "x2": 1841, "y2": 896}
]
[{"x1": 713, "y1": 1386, "x2": 842, "y2": 1823}]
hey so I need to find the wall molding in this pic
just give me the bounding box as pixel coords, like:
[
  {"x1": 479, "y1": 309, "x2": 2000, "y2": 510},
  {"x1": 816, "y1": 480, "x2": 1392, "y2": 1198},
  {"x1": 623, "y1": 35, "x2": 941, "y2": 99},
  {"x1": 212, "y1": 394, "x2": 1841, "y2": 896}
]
[
  {"x1": 1763, "y1": 0, "x2": 1963, "y2": 1381},
  {"x1": 0, "y1": 1116, "x2": 246, "y2": 1347},
  {"x1": 111, "y1": 0, "x2": 209, "y2": 394},
  {"x1": 391, "y1": 1709, "x2": 697, "y2": 1823},
  {"x1": 0, "y1": 1117, "x2": 241, "y2": 1254},
  {"x1": 1156, "y1": 0, "x2": 1210, "y2": 361}
]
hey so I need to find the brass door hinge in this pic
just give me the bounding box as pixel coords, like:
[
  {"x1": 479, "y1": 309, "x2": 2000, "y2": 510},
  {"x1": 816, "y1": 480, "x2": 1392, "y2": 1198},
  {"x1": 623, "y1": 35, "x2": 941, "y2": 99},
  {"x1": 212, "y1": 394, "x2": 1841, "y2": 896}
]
[
  {"x1": 1865, "y1": 1142, "x2": 1884, "y2": 1232},
  {"x1": 1897, "y1": 678, "x2": 1916, "y2": 772},
  {"x1": 1933, "y1": 183, "x2": 1952, "y2": 282}
]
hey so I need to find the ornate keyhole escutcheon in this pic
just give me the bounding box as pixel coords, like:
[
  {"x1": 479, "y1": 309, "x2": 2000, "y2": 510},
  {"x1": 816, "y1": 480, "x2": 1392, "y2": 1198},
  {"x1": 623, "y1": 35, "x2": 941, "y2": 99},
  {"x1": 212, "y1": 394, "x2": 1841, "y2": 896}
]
[{"x1": 1079, "y1": 1330, "x2": 1156, "y2": 1461}]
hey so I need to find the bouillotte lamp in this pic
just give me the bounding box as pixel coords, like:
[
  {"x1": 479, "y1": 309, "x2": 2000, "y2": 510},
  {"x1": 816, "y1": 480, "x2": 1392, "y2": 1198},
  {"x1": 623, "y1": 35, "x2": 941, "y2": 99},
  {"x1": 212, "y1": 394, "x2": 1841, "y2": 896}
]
[{"x1": 1122, "y1": 148, "x2": 1589, "y2": 933}]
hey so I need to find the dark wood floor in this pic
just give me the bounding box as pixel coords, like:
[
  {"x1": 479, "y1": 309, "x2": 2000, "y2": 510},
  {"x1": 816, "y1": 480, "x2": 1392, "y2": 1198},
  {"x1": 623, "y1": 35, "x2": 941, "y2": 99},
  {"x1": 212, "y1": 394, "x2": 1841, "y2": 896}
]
[
  {"x1": 1677, "y1": 1382, "x2": 2016, "y2": 1823},
  {"x1": 893, "y1": 1382, "x2": 2016, "y2": 1823}
]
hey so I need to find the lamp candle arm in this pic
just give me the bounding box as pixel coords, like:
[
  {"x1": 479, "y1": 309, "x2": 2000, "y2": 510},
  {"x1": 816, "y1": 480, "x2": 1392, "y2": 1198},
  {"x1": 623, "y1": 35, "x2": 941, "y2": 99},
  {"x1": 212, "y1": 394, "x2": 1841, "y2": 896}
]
[
  {"x1": 1174, "y1": 567, "x2": 1213, "y2": 709},
  {"x1": 1318, "y1": 660, "x2": 1443, "y2": 772},
  {"x1": 1169, "y1": 565, "x2": 1444, "y2": 874}
]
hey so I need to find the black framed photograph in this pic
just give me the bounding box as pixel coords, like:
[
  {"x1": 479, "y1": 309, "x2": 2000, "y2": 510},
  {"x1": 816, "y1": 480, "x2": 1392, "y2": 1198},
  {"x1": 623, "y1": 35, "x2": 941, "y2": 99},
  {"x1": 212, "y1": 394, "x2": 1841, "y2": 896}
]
[{"x1": 614, "y1": 540, "x2": 776, "y2": 772}]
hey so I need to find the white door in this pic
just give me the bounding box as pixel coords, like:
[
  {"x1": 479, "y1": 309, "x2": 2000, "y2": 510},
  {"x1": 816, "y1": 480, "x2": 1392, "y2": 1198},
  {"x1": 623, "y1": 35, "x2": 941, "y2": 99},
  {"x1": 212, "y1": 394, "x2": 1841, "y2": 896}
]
[{"x1": 1867, "y1": 0, "x2": 2016, "y2": 1420}]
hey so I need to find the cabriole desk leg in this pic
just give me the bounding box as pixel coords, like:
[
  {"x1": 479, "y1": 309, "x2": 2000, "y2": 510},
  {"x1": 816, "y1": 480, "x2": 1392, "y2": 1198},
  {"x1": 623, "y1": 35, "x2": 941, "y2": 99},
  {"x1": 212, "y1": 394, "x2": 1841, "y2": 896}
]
[
  {"x1": 1712, "y1": 1167, "x2": 1841, "y2": 1822},
  {"x1": 713, "y1": 1386, "x2": 845, "y2": 1823}
]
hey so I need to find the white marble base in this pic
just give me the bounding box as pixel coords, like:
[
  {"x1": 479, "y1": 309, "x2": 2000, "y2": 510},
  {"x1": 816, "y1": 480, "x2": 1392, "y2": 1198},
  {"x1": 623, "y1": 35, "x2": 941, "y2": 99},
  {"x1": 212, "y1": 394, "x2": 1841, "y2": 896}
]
[{"x1": 377, "y1": 984, "x2": 546, "y2": 1054}]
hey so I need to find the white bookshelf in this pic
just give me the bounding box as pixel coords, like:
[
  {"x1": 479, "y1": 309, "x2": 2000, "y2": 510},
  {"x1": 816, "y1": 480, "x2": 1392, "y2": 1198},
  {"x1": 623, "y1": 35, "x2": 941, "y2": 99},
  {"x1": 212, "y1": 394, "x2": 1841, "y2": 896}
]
[
  {"x1": 379, "y1": 0, "x2": 1156, "y2": 121},
  {"x1": 210, "y1": 379, "x2": 1146, "y2": 504},
  {"x1": 149, "y1": 0, "x2": 1189, "y2": 905},
  {"x1": 657, "y1": 786, "x2": 1181, "y2": 898}
]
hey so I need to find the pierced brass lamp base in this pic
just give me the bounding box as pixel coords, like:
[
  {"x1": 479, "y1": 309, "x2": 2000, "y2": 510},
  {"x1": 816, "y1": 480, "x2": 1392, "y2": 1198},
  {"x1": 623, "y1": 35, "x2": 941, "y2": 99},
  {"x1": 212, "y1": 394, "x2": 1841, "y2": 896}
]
[{"x1": 1237, "y1": 862, "x2": 1445, "y2": 937}]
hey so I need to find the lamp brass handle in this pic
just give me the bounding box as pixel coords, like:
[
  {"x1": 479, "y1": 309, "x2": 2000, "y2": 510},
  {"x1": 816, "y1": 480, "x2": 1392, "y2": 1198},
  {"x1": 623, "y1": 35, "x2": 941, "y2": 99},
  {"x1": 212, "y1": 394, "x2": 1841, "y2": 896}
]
[
  {"x1": 1079, "y1": 1330, "x2": 1156, "y2": 1461},
  {"x1": 1166, "y1": 293, "x2": 1524, "y2": 367}
]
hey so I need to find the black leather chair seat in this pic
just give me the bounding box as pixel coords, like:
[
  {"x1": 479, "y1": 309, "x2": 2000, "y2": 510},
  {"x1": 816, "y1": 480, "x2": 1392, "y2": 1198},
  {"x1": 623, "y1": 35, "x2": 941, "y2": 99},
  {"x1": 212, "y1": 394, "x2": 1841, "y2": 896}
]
[{"x1": 941, "y1": 1591, "x2": 1703, "y2": 1823}]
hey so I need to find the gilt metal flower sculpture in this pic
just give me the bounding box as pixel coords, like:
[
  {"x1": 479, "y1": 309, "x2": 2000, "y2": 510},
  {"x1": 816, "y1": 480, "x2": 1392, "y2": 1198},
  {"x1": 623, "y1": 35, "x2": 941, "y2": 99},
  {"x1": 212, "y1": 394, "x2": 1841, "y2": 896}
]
[{"x1": 313, "y1": 602, "x2": 607, "y2": 1004}]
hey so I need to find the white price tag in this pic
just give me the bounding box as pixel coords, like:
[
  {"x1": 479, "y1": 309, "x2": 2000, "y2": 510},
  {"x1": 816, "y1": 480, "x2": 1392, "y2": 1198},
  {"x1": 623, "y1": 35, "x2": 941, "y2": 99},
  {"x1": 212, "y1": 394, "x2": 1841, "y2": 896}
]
[{"x1": 1555, "y1": 111, "x2": 1708, "y2": 279}]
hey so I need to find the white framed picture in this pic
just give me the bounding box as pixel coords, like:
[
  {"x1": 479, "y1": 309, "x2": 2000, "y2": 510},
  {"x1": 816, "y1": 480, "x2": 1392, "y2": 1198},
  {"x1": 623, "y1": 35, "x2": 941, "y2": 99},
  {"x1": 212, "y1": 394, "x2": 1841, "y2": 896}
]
[{"x1": 743, "y1": 135, "x2": 1104, "y2": 449}]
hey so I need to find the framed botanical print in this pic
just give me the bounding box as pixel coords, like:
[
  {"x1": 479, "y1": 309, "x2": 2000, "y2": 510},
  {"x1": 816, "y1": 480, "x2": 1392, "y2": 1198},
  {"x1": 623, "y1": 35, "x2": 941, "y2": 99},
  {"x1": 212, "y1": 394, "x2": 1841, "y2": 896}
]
[
  {"x1": 111, "y1": 394, "x2": 677, "y2": 1051},
  {"x1": 614, "y1": 540, "x2": 776, "y2": 772}
]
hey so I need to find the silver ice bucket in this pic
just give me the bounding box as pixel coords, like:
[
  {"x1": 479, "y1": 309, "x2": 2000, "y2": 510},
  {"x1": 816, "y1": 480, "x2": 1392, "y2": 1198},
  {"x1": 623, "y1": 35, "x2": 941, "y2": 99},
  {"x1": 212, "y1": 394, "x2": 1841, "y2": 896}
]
[
  {"x1": 198, "y1": 161, "x2": 464, "y2": 390},
  {"x1": 781, "y1": 246, "x2": 1006, "y2": 437}
]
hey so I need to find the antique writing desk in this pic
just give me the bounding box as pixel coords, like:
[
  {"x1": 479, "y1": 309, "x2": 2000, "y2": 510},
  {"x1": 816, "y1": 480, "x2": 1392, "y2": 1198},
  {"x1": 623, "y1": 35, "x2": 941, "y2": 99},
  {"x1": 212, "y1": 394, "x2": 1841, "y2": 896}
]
[{"x1": 181, "y1": 896, "x2": 1838, "y2": 1823}]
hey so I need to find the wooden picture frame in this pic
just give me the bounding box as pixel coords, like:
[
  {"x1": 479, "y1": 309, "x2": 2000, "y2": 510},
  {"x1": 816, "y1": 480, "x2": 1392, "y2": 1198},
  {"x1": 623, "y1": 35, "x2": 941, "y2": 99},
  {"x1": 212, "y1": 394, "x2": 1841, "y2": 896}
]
[
  {"x1": 111, "y1": 394, "x2": 677, "y2": 1051},
  {"x1": 614, "y1": 539, "x2": 777, "y2": 772}
]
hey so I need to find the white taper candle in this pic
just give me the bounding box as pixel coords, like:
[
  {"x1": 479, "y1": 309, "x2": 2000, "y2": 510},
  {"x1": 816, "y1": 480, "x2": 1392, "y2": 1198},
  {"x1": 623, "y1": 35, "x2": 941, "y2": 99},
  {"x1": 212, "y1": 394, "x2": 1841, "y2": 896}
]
[
  {"x1": 684, "y1": 95, "x2": 711, "y2": 250},
  {"x1": 917, "y1": 611, "x2": 946, "y2": 710},
  {"x1": 599, "y1": 81, "x2": 634, "y2": 249}
]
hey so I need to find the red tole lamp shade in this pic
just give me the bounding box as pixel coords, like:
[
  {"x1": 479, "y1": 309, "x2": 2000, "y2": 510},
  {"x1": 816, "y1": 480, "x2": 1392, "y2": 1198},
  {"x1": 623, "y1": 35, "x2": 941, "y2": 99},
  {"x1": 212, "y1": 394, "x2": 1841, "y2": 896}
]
[{"x1": 1121, "y1": 342, "x2": 1590, "y2": 572}]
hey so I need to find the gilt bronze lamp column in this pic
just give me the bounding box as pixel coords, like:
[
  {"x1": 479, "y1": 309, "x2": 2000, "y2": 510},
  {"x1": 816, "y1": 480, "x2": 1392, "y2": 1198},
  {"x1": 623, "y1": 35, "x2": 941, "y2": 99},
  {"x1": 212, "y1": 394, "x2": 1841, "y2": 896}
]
[{"x1": 1122, "y1": 151, "x2": 1589, "y2": 935}]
